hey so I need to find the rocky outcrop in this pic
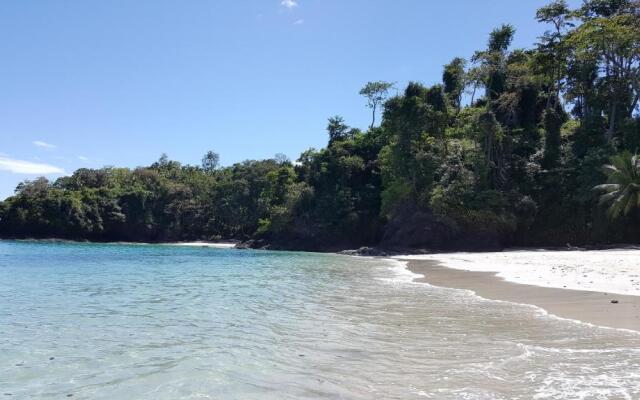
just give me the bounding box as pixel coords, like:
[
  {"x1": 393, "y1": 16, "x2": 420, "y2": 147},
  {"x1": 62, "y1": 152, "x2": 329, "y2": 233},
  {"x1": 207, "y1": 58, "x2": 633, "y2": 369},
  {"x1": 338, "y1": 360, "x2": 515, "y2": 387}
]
[
  {"x1": 380, "y1": 203, "x2": 504, "y2": 252},
  {"x1": 381, "y1": 204, "x2": 456, "y2": 250}
]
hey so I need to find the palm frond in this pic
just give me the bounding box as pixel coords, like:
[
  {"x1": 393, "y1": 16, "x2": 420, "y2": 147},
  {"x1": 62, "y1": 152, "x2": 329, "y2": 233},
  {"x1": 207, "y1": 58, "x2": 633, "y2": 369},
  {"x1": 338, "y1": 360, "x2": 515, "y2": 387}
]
[
  {"x1": 598, "y1": 190, "x2": 620, "y2": 205},
  {"x1": 594, "y1": 151, "x2": 640, "y2": 220},
  {"x1": 593, "y1": 183, "x2": 620, "y2": 192}
]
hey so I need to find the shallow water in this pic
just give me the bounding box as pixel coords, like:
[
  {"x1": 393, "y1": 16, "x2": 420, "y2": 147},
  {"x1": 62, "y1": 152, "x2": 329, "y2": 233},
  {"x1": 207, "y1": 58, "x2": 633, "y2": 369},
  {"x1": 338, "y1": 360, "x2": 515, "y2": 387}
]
[{"x1": 1, "y1": 241, "x2": 639, "y2": 399}]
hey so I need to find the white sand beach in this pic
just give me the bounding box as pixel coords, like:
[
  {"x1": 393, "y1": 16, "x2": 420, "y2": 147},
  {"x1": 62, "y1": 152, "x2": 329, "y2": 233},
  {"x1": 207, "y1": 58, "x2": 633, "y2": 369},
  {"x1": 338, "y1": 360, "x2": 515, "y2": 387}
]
[
  {"x1": 394, "y1": 250, "x2": 640, "y2": 331},
  {"x1": 394, "y1": 249, "x2": 640, "y2": 296}
]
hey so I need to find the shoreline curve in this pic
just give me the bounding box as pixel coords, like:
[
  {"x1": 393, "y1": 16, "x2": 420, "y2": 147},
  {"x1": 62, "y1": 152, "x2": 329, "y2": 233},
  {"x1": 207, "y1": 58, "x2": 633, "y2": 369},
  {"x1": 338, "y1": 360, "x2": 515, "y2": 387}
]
[{"x1": 401, "y1": 258, "x2": 640, "y2": 332}]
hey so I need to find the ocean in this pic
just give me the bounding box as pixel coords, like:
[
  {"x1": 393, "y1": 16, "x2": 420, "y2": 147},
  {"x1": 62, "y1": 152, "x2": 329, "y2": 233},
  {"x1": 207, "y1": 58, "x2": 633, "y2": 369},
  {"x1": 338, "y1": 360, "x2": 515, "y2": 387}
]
[{"x1": 1, "y1": 241, "x2": 639, "y2": 399}]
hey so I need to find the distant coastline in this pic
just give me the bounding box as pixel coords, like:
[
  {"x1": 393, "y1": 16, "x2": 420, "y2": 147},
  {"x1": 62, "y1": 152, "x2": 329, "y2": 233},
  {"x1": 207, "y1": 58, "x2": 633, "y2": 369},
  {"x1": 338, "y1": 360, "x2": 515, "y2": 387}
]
[
  {"x1": 5, "y1": 235, "x2": 640, "y2": 253},
  {"x1": 1, "y1": 237, "x2": 240, "y2": 248}
]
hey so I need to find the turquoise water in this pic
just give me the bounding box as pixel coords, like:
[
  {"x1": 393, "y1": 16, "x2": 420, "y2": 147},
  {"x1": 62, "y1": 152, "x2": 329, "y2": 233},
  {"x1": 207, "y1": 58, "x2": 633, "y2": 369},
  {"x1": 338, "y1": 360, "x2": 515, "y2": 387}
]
[{"x1": 1, "y1": 241, "x2": 640, "y2": 399}]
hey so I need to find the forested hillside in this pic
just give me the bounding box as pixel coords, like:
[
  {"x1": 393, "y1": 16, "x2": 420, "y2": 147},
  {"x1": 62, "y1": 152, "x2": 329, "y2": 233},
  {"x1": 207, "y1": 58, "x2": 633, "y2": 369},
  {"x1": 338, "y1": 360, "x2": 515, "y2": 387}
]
[{"x1": 1, "y1": 0, "x2": 639, "y2": 251}]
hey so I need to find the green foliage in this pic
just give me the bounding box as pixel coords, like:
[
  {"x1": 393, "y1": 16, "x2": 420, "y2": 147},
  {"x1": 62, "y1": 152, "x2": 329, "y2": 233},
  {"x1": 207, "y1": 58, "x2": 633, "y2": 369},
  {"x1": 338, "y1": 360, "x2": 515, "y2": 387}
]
[
  {"x1": 2, "y1": 0, "x2": 640, "y2": 249},
  {"x1": 442, "y1": 57, "x2": 467, "y2": 111},
  {"x1": 360, "y1": 81, "x2": 394, "y2": 128},
  {"x1": 594, "y1": 151, "x2": 640, "y2": 219},
  {"x1": 326, "y1": 115, "x2": 354, "y2": 145},
  {"x1": 202, "y1": 151, "x2": 220, "y2": 173},
  {"x1": 488, "y1": 24, "x2": 516, "y2": 53}
]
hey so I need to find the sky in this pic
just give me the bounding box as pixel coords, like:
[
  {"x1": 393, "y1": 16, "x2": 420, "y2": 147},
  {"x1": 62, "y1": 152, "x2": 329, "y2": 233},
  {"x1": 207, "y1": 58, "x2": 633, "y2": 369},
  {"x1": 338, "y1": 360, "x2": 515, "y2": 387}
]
[{"x1": 0, "y1": 0, "x2": 582, "y2": 200}]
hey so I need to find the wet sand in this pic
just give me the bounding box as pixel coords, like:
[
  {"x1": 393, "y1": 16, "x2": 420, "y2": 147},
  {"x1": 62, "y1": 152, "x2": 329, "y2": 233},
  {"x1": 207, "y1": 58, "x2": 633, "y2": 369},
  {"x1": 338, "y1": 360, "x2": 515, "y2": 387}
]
[{"x1": 406, "y1": 259, "x2": 640, "y2": 332}]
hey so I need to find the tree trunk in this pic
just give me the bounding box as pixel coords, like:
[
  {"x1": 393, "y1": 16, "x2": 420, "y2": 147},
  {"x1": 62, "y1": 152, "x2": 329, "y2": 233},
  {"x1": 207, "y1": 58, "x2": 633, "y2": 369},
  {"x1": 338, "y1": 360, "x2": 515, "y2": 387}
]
[
  {"x1": 607, "y1": 102, "x2": 617, "y2": 142},
  {"x1": 471, "y1": 83, "x2": 477, "y2": 105},
  {"x1": 370, "y1": 108, "x2": 376, "y2": 129}
]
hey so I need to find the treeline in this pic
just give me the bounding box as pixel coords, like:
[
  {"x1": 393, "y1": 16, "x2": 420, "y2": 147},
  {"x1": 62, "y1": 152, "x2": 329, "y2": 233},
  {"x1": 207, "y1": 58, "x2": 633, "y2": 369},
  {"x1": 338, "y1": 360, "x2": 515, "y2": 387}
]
[{"x1": 1, "y1": 0, "x2": 639, "y2": 251}]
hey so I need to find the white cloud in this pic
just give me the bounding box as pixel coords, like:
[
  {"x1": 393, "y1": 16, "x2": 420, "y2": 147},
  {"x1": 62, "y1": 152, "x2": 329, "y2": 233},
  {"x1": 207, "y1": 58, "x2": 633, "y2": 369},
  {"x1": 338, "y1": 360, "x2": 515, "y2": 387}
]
[
  {"x1": 0, "y1": 156, "x2": 64, "y2": 174},
  {"x1": 32, "y1": 140, "x2": 57, "y2": 149},
  {"x1": 77, "y1": 156, "x2": 89, "y2": 161},
  {"x1": 281, "y1": 0, "x2": 297, "y2": 9},
  {"x1": 294, "y1": 18, "x2": 304, "y2": 24}
]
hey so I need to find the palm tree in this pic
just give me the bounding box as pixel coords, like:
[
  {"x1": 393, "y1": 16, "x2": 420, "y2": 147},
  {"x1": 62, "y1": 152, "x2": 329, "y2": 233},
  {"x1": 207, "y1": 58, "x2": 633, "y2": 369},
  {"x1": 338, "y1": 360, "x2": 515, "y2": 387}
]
[{"x1": 594, "y1": 151, "x2": 640, "y2": 219}]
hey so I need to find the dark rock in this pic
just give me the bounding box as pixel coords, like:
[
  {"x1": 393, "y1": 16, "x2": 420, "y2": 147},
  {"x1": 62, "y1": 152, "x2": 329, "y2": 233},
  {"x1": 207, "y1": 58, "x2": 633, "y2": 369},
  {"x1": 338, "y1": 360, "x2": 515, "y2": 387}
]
[
  {"x1": 380, "y1": 202, "x2": 504, "y2": 252},
  {"x1": 611, "y1": 300, "x2": 619, "y2": 304},
  {"x1": 340, "y1": 247, "x2": 388, "y2": 257},
  {"x1": 237, "y1": 239, "x2": 272, "y2": 250},
  {"x1": 381, "y1": 203, "x2": 454, "y2": 249},
  {"x1": 234, "y1": 240, "x2": 253, "y2": 249}
]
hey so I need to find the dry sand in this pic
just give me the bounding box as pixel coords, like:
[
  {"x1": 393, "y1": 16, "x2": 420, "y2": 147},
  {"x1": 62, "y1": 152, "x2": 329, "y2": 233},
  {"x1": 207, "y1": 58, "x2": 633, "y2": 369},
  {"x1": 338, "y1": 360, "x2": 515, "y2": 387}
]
[{"x1": 406, "y1": 259, "x2": 640, "y2": 332}]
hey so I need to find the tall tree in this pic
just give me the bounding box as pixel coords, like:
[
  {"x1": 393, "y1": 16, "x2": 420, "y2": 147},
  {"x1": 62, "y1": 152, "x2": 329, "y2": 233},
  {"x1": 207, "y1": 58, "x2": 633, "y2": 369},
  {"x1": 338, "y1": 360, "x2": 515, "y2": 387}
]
[
  {"x1": 535, "y1": 0, "x2": 573, "y2": 108},
  {"x1": 202, "y1": 150, "x2": 220, "y2": 173},
  {"x1": 442, "y1": 57, "x2": 467, "y2": 111},
  {"x1": 360, "y1": 81, "x2": 394, "y2": 129},
  {"x1": 326, "y1": 115, "x2": 351, "y2": 145},
  {"x1": 567, "y1": 0, "x2": 640, "y2": 141},
  {"x1": 471, "y1": 24, "x2": 516, "y2": 103}
]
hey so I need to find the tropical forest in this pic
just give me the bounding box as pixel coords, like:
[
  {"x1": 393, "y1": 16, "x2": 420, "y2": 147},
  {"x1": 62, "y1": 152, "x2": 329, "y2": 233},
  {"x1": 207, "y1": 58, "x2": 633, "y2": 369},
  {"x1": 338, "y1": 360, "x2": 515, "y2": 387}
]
[{"x1": 1, "y1": 0, "x2": 639, "y2": 251}]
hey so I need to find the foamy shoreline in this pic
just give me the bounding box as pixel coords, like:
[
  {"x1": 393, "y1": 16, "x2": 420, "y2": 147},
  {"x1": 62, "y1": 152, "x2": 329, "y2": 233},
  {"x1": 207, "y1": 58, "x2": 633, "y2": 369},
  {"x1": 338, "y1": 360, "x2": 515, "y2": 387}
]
[
  {"x1": 163, "y1": 241, "x2": 237, "y2": 249},
  {"x1": 393, "y1": 249, "x2": 640, "y2": 296}
]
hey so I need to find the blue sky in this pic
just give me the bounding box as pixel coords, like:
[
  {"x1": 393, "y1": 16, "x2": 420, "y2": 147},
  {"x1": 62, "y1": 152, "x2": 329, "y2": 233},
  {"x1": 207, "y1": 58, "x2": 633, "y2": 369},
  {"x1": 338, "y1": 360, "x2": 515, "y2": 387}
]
[{"x1": 0, "y1": 0, "x2": 581, "y2": 200}]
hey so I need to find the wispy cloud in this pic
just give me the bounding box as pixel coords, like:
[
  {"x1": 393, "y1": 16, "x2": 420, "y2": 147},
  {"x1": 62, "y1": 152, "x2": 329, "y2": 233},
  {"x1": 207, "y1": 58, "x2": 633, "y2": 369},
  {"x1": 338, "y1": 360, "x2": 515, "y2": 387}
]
[
  {"x1": 294, "y1": 18, "x2": 304, "y2": 25},
  {"x1": 0, "y1": 156, "x2": 64, "y2": 174},
  {"x1": 77, "y1": 156, "x2": 89, "y2": 161},
  {"x1": 281, "y1": 0, "x2": 297, "y2": 9},
  {"x1": 32, "y1": 140, "x2": 57, "y2": 149}
]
